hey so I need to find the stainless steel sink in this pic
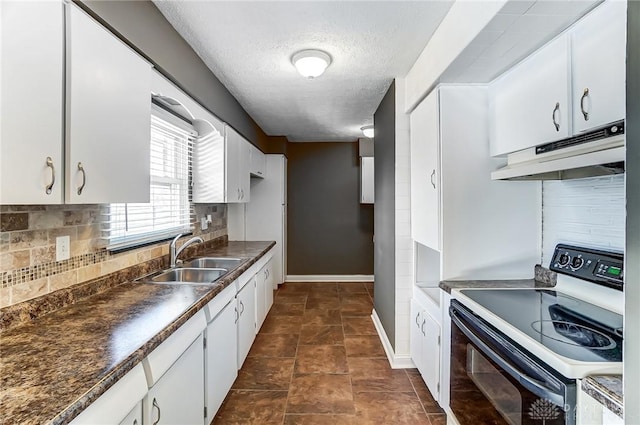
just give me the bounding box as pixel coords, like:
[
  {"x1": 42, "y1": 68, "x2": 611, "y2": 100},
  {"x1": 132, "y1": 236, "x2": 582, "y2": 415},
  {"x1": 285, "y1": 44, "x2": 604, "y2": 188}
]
[
  {"x1": 149, "y1": 267, "x2": 228, "y2": 284},
  {"x1": 182, "y1": 257, "x2": 244, "y2": 269}
]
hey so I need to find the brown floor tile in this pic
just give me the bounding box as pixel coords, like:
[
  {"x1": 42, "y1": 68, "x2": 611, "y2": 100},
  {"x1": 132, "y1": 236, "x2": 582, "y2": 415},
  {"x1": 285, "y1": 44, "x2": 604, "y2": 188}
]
[
  {"x1": 337, "y1": 282, "x2": 369, "y2": 294},
  {"x1": 279, "y1": 282, "x2": 314, "y2": 293},
  {"x1": 270, "y1": 303, "x2": 306, "y2": 316},
  {"x1": 232, "y1": 357, "x2": 295, "y2": 390},
  {"x1": 275, "y1": 293, "x2": 309, "y2": 304},
  {"x1": 214, "y1": 390, "x2": 287, "y2": 424},
  {"x1": 428, "y1": 414, "x2": 447, "y2": 425},
  {"x1": 344, "y1": 335, "x2": 386, "y2": 358},
  {"x1": 299, "y1": 325, "x2": 344, "y2": 345},
  {"x1": 287, "y1": 374, "x2": 355, "y2": 414},
  {"x1": 283, "y1": 414, "x2": 357, "y2": 425},
  {"x1": 349, "y1": 358, "x2": 414, "y2": 392},
  {"x1": 406, "y1": 371, "x2": 445, "y2": 414},
  {"x1": 295, "y1": 345, "x2": 348, "y2": 374},
  {"x1": 339, "y1": 293, "x2": 372, "y2": 304},
  {"x1": 305, "y1": 297, "x2": 341, "y2": 309},
  {"x1": 354, "y1": 391, "x2": 431, "y2": 424},
  {"x1": 342, "y1": 316, "x2": 377, "y2": 335},
  {"x1": 305, "y1": 282, "x2": 339, "y2": 293},
  {"x1": 260, "y1": 315, "x2": 303, "y2": 334},
  {"x1": 303, "y1": 308, "x2": 343, "y2": 326},
  {"x1": 248, "y1": 334, "x2": 299, "y2": 358},
  {"x1": 339, "y1": 298, "x2": 373, "y2": 316}
]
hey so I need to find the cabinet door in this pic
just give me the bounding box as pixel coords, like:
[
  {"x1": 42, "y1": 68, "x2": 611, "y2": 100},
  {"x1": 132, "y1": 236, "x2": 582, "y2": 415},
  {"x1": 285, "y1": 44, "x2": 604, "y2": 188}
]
[
  {"x1": 571, "y1": 1, "x2": 626, "y2": 133},
  {"x1": 410, "y1": 300, "x2": 424, "y2": 373},
  {"x1": 410, "y1": 90, "x2": 440, "y2": 250},
  {"x1": 237, "y1": 136, "x2": 251, "y2": 203},
  {"x1": 420, "y1": 309, "x2": 441, "y2": 402},
  {"x1": 146, "y1": 334, "x2": 205, "y2": 425},
  {"x1": 1, "y1": 1, "x2": 64, "y2": 204},
  {"x1": 118, "y1": 401, "x2": 142, "y2": 425},
  {"x1": 264, "y1": 259, "x2": 274, "y2": 310},
  {"x1": 237, "y1": 280, "x2": 256, "y2": 368},
  {"x1": 255, "y1": 270, "x2": 266, "y2": 331},
  {"x1": 490, "y1": 34, "x2": 570, "y2": 156},
  {"x1": 249, "y1": 143, "x2": 266, "y2": 178},
  {"x1": 66, "y1": 4, "x2": 151, "y2": 203},
  {"x1": 225, "y1": 126, "x2": 242, "y2": 202},
  {"x1": 205, "y1": 301, "x2": 237, "y2": 424}
]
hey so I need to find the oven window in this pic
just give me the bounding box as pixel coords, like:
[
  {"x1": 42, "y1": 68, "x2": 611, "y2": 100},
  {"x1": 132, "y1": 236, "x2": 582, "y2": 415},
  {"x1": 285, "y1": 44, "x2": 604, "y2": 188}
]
[{"x1": 450, "y1": 321, "x2": 568, "y2": 425}]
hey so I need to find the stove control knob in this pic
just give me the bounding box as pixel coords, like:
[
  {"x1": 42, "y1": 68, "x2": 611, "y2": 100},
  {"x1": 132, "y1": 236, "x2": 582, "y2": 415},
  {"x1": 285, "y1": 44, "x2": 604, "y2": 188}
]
[
  {"x1": 571, "y1": 256, "x2": 584, "y2": 270},
  {"x1": 558, "y1": 253, "x2": 570, "y2": 266}
]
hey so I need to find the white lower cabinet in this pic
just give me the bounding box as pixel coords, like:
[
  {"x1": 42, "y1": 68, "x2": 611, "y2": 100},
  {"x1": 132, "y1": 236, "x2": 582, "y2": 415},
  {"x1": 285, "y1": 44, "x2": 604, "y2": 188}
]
[
  {"x1": 576, "y1": 383, "x2": 623, "y2": 425},
  {"x1": 119, "y1": 402, "x2": 142, "y2": 425},
  {"x1": 237, "y1": 279, "x2": 257, "y2": 368},
  {"x1": 255, "y1": 257, "x2": 274, "y2": 331},
  {"x1": 144, "y1": 334, "x2": 205, "y2": 425},
  {"x1": 205, "y1": 296, "x2": 238, "y2": 424},
  {"x1": 410, "y1": 298, "x2": 441, "y2": 402}
]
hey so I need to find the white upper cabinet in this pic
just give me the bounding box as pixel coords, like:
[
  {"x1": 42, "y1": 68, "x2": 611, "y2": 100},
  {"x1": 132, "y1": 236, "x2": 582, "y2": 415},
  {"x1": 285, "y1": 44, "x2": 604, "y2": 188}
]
[
  {"x1": 490, "y1": 34, "x2": 570, "y2": 156},
  {"x1": 360, "y1": 157, "x2": 375, "y2": 204},
  {"x1": 571, "y1": 1, "x2": 626, "y2": 133},
  {"x1": 65, "y1": 4, "x2": 151, "y2": 203},
  {"x1": 1, "y1": 1, "x2": 65, "y2": 204},
  {"x1": 224, "y1": 125, "x2": 250, "y2": 203},
  {"x1": 410, "y1": 90, "x2": 440, "y2": 251},
  {"x1": 249, "y1": 142, "x2": 266, "y2": 178}
]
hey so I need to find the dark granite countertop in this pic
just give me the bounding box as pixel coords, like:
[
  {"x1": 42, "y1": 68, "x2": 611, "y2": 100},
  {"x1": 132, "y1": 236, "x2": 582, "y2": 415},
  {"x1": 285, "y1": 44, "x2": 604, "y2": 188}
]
[
  {"x1": 0, "y1": 241, "x2": 274, "y2": 425},
  {"x1": 439, "y1": 265, "x2": 557, "y2": 293},
  {"x1": 582, "y1": 375, "x2": 623, "y2": 418}
]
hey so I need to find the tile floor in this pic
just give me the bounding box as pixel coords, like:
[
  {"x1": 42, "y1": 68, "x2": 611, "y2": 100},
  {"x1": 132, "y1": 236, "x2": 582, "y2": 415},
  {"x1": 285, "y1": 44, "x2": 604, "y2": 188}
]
[{"x1": 213, "y1": 282, "x2": 446, "y2": 425}]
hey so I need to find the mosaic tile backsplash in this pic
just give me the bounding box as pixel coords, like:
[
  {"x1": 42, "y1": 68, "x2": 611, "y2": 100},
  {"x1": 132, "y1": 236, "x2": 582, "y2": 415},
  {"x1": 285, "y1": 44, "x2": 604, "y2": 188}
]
[{"x1": 0, "y1": 204, "x2": 227, "y2": 307}]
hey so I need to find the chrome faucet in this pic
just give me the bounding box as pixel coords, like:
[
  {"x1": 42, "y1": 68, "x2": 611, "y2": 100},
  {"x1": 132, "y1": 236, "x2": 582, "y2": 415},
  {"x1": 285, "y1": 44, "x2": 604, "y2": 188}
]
[{"x1": 169, "y1": 233, "x2": 204, "y2": 268}]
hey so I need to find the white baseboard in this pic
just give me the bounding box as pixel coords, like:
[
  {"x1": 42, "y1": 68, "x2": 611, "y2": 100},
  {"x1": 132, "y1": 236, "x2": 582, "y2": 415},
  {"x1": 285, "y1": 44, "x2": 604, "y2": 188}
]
[
  {"x1": 371, "y1": 309, "x2": 416, "y2": 369},
  {"x1": 286, "y1": 275, "x2": 374, "y2": 282}
]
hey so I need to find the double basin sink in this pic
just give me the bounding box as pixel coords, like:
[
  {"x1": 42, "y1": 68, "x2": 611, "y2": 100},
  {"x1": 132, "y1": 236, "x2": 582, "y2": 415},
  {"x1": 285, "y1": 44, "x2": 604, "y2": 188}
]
[{"x1": 140, "y1": 257, "x2": 244, "y2": 285}]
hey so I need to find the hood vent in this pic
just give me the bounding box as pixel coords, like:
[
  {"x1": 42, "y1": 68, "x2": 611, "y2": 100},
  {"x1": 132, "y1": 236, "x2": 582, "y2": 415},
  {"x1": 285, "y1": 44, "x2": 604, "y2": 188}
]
[{"x1": 492, "y1": 120, "x2": 625, "y2": 181}]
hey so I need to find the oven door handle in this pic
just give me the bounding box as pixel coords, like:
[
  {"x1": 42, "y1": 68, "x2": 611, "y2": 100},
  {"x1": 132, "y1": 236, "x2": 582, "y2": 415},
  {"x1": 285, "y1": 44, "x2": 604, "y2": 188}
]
[{"x1": 451, "y1": 308, "x2": 565, "y2": 407}]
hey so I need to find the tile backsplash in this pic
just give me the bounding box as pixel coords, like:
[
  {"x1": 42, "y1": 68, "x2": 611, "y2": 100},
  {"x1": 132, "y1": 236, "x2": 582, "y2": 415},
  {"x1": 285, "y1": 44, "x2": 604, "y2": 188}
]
[
  {"x1": 542, "y1": 175, "x2": 625, "y2": 265},
  {"x1": 0, "y1": 204, "x2": 226, "y2": 307}
]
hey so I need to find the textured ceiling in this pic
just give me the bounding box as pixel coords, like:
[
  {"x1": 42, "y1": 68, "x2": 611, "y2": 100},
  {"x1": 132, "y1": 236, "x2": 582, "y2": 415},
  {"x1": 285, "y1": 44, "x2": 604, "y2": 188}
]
[{"x1": 152, "y1": 1, "x2": 453, "y2": 142}]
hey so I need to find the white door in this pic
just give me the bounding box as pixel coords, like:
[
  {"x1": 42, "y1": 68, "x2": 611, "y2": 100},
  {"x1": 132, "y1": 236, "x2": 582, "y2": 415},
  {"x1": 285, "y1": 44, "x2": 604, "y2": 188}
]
[
  {"x1": 205, "y1": 301, "x2": 237, "y2": 424},
  {"x1": 490, "y1": 34, "x2": 570, "y2": 156},
  {"x1": 410, "y1": 90, "x2": 440, "y2": 250},
  {"x1": 1, "y1": 1, "x2": 64, "y2": 204},
  {"x1": 420, "y1": 309, "x2": 441, "y2": 402},
  {"x1": 145, "y1": 334, "x2": 205, "y2": 425},
  {"x1": 237, "y1": 280, "x2": 256, "y2": 368},
  {"x1": 571, "y1": 1, "x2": 626, "y2": 133},
  {"x1": 65, "y1": 4, "x2": 151, "y2": 203},
  {"x1": 118, "y1": 402, "x2": 142, "y2": 425},
  {"x1": 410, "y1": 300, "x2": 424, "y2": 373}
]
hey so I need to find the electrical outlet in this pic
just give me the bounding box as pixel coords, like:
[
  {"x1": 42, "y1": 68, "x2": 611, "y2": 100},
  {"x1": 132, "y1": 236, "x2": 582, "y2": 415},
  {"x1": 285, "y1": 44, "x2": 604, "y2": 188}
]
[{"x1": 56, "y1": 236, "x2": 70, "y2": 261}]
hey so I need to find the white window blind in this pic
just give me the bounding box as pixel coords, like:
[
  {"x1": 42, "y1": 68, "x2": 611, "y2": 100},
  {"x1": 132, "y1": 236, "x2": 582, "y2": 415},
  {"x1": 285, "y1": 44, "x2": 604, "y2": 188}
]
[{"x1": 105, "y1": 109, "x2": 195, "y2": 251}]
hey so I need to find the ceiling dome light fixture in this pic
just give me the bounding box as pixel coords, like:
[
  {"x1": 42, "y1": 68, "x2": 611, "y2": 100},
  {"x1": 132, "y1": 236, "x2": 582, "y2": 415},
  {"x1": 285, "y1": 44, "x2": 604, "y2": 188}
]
[
  {"x1": 361, "y1": 125, "x2": 374, "y2": 138},
  {"x1": 292, "y1": 49, "x2": 331, "y2": 79}
]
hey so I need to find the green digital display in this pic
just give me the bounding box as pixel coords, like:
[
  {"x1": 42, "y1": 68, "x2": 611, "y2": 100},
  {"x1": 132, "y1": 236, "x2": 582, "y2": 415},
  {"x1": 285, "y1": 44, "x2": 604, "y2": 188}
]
[{"x1": 608, "y1": 266, "x2": 622, "y2": 276}]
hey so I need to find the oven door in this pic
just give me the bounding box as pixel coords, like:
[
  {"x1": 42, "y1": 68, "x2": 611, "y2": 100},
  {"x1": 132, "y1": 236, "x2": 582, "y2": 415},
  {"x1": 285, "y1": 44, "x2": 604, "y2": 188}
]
[{"x1": 449, "y1": 300, "x2": 576, "y2": 425}]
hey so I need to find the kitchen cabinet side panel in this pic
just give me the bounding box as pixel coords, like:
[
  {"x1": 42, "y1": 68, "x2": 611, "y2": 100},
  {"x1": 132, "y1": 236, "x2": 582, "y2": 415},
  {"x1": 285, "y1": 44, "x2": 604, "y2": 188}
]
[
  {"x1": 1, "y1": 1, "x2": 64, "y2": 204},
  {"x1": 440, "y1": 86, "x2": 540, "y2": 280}
]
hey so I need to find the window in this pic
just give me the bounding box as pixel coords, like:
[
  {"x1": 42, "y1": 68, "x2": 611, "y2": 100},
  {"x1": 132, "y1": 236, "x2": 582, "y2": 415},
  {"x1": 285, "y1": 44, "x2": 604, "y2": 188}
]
[{"x1": 105, "y1": 107, "x2": 195, "y2": 251}]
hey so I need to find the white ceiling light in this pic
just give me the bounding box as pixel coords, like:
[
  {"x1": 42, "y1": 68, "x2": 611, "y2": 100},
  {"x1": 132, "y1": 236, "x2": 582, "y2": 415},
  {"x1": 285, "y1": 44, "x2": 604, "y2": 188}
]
[
  {"x1": 292, "y1": 49, "x2": 331, "y2": 78},
  {"x1": 361, "y1": 125, "x2": 374, "y2": 138}
]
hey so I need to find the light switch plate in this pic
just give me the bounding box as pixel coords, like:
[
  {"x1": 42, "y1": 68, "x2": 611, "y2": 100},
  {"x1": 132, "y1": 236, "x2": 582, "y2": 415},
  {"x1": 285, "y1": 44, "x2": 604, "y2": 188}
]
[
  {"x1": 56, "y1": 236, "x2": 70, "y2": 261},
  {"x1": 201, "y1": 216, "x2": 209, "y2": 230}
]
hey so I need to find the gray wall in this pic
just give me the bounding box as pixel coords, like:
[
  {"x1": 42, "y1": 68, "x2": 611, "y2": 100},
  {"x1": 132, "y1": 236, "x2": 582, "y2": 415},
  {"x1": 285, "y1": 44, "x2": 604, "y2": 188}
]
[
  {"x1": 287, "y1": 142, "x2": 374, "y2": 275},
  {"x1": 78, "y1": 0, "x2": 271, "y2": 151},
  {"x1": 373, "y1": 82, "x2": 396, "y2": 348},
  {"x1": 625, "y1": 2, "x2": 640, "y2": 422}
]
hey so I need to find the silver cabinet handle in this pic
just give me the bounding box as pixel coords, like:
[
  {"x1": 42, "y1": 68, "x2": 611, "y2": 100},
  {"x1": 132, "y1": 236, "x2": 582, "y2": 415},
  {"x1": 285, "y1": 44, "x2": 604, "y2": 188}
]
[
  {"x1": 421, "y1": 319, "x2": 426, "y2": 336},
  {"x1": 152, "y1": 398, "x2": 161, "y2": 425},
  {"x1": 234, "y1": 306, "x2": 239, "y2": 323},
  {"x1": 133, "y1": 420, "x2": 138, "y2": 425},
  {"x1": 77, "y1": 162, "x2": 86, "y2": 195},
  {"x1": 415, "y1": 312, "x2": 420, "y2": 327},
  {"x1": 580, "y1": 88, "x2": 590, "y2": 121},
  {"x1": 430, "y1": 169, "x2": 436, "y2": 189},
  {"x1": 241, "y1": 189, "x2": 245, "y2": 199},
  {"x1": 45, "y1": 157, "x2": 55, "y2": 195},
  {"x1": 240, "y1": 300, "x2": 245, "y2": 315},
  {"x1": 552, "y1": 102, "x2": 561, "y2": 132},
  {"x1": 237, "y1": 188, "x2": 240, "y2": 200}
]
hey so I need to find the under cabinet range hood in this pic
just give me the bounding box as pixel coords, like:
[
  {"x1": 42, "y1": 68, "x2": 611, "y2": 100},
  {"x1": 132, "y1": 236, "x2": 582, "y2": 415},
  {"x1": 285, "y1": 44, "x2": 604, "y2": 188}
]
[{"x1": 491, "y1": 120, "x2": 625, "y2": 180}]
